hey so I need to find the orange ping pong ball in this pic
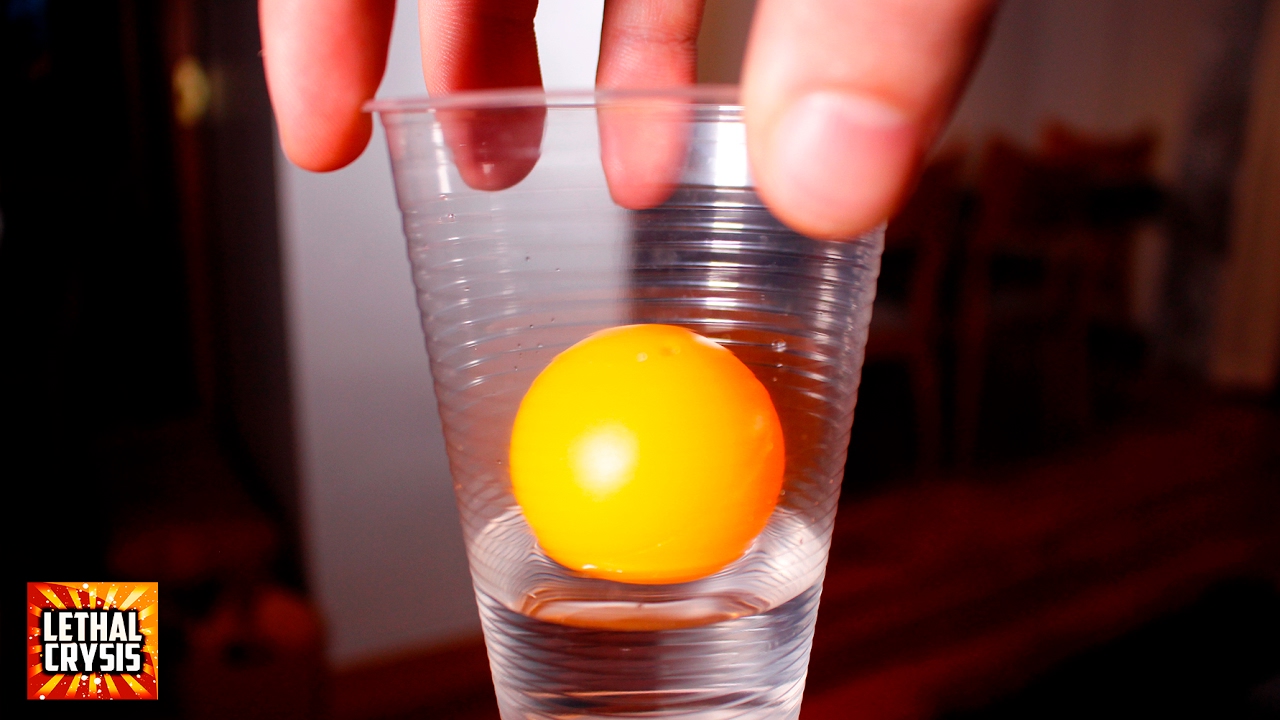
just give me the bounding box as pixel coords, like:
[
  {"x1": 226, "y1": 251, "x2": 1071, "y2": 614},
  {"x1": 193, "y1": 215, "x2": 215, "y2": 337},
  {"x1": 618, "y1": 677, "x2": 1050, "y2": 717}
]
[{"x1": 509, "y1": 324, "x2": 785, "y2": 584}]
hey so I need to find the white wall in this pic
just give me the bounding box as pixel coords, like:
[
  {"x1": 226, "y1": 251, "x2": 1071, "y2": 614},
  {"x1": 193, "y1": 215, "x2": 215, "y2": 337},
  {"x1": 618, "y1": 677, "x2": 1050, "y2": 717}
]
[
  {"x1": 535, "y1": 0, "x2": 606, "y2": 89},
  {"x1": 278, "y1": 0, "x2": 605, "y2": 668},
  {"x1": 946, "y1": 0, "x2": 1236, "y2": 180},
  {"x1": 692, "y1": 0, "x2": 1234, "y2": 181}
]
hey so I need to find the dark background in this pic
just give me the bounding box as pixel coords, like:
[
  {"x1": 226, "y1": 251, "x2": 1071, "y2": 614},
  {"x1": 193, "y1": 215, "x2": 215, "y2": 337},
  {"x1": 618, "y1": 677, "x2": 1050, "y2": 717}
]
[{"x1": 3, "y1": 0, "x2": 1279, "y2": 718}]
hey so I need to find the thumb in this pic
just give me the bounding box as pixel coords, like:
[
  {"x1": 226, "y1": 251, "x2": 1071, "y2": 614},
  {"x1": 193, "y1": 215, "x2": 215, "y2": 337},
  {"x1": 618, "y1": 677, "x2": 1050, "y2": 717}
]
[{"x1": 742, "y1": 0, "x2": 995, "y2": 239}]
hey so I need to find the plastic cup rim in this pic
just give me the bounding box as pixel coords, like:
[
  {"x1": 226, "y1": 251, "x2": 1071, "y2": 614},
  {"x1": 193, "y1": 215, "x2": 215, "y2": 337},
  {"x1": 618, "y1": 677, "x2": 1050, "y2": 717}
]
[{"x1": 364, "y1": 84, "x2": 741, "y2": 115}]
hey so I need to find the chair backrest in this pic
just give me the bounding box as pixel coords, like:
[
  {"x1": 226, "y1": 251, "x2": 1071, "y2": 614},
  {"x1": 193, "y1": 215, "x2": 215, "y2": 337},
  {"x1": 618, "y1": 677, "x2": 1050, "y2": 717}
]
[
  {"x1": 1039, "y1": 122, "x2": 1162, "y2": 229},
  {"x1": 1039, "y1": 121, "x2": 1157, "y2": 185},
  {"x1": 972, "y1": 135, "x2": 1097, "y2": 254}
]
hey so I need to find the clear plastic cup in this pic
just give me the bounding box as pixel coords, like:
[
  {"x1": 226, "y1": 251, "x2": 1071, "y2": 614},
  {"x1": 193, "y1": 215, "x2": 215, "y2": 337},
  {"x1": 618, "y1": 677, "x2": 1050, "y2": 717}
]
[{"x1": 369, "y1": 86, "x2": 883, "y2": 719}]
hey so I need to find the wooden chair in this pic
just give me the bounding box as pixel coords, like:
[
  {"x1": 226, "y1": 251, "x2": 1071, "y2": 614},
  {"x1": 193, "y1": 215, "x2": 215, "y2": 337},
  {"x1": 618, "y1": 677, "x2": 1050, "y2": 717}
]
[
  {"x1": 954, "y1": 128, "x2": 1160, "y2": 464},
  {"x1": 954, "y1": 137, "x2": 1096, "y2": 464},
  {"x1": 1039, "y1": 122, "x2": 1161, "y2": 330},
  {"x1": 864, "y1": 149, "x2": 967, "y2": 470}
]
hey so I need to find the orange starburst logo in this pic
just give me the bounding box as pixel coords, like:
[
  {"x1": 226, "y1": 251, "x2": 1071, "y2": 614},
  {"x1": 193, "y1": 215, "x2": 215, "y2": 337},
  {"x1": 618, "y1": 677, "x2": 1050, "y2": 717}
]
[{"x1": 27, "y1": 582, "x2": 158, "y2": 701}]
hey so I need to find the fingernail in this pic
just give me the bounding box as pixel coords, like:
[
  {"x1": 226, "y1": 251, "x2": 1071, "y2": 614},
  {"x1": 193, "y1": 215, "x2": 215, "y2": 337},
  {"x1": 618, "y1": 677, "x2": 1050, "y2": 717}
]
[{"x1": 769, "y1": 91, "x2": 915, "y2": 238}]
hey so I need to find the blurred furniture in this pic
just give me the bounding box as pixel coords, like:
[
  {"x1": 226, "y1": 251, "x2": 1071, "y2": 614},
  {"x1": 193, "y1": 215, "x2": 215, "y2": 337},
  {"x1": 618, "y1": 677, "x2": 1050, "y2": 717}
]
[
  {"x1": 955, "y1": 127, "x2": 1159, "y2": 464},
  {"x1": 955, "y1": 137, "x2": 1091, "y2": 464},
  {"x1": 864, "y1": 149, "x2": 967, "y2": 469},
  {"x1": 1038, "y1": 122, "x2": 1162, "y2": 331},
  {"x1": 182, "y1": 585, "x2": 325, "y2": 720},
  {"x1": 803, "y1": 402, "x2": 1280, "y2": 719},
  {"x1": 101, "y1": 419, "x2": 324, "y2": 719}
]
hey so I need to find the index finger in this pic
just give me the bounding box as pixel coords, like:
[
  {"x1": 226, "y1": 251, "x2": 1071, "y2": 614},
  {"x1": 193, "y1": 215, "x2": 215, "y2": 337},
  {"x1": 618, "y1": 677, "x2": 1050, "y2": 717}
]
[{"x1": 260, "y1": 0, "x2": 397, "y2": 172}]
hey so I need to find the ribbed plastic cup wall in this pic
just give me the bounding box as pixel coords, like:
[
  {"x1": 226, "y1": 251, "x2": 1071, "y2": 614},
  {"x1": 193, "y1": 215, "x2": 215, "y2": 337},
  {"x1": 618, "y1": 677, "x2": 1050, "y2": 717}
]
[{"x1": 371, "y1": 87, "x2": 883, "y2": 719}]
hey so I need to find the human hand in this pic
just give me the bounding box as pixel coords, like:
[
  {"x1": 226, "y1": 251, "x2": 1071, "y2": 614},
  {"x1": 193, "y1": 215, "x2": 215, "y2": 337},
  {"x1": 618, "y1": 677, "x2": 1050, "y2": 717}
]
[{"x1": 259, "y1": 0, "x2": 995, "y2": 239}]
